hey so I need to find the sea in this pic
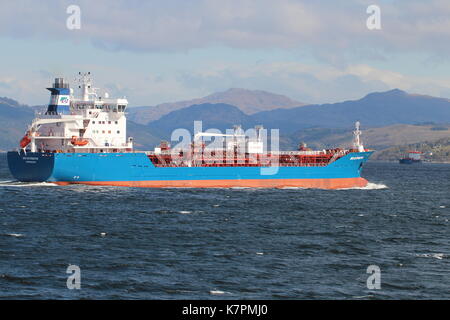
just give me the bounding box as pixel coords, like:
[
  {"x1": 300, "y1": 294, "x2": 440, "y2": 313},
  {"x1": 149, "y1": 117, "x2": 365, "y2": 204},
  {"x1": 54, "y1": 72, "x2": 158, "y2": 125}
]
[{"x1": 0, "y1": 153, "x2": 449, "y2": 299}]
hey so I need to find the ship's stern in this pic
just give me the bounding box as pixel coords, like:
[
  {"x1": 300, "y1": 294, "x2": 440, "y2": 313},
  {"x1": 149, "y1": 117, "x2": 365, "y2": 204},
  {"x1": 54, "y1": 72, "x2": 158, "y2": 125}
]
[{"x1": 7, "y1": 151, "x2": 55, "y2": 182}]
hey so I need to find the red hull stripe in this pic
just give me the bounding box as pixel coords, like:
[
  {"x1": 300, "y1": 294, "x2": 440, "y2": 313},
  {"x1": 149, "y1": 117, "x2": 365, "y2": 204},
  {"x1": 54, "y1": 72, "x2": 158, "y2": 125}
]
[{"x1": 54, "y1": 177, "x2": 368, "y2": 189}]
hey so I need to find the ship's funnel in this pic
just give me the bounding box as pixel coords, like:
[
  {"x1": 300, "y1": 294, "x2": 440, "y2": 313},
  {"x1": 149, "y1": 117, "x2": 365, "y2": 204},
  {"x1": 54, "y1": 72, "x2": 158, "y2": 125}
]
[
  {"x1": 53, "y1": 78, "x2": 69, "y2": 89},
  {"x1": 46, "y1": 78, "x2": 71, "y2": 115}
]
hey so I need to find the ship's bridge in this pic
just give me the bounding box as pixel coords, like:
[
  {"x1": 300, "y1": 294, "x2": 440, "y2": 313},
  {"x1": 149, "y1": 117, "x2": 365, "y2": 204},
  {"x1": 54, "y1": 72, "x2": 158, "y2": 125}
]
[
  {"x1": 71, "y1": 98, "x2": 128, "y2": 113},
  {"x1": 22, "y1": 74, "x2": 132, "y2": 153}
]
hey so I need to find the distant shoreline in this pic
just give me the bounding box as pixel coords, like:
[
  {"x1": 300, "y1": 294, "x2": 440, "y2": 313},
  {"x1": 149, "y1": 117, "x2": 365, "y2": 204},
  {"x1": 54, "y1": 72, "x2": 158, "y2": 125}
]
[{"x1": 368, "y1": 159, "x2": 450, "y2": 164}]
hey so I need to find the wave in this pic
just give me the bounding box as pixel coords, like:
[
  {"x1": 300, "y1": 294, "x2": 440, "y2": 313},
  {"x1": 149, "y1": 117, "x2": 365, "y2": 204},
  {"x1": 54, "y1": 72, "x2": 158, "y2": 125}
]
[
  {"x1": 209, "y1": 290, "x2": 231, "y2": 295},
  {"x1": 4, "y1": 233, "x2": 24, "y2": 237},
  {"x1": 340, "y1": 182, "x2": 388, "y2": 190},
  {"x1": 230, "y1": 182, "x2": 388, "y2": 190},
  {"x1": 416, "y1": 253, "x2": 446, "y2": 260},
  {"x1": 0, "y1": 181, "x2": 58, "y2": 187},
  {"x1": 280, "y1": 187, "x2": 307, "y2": 190}
]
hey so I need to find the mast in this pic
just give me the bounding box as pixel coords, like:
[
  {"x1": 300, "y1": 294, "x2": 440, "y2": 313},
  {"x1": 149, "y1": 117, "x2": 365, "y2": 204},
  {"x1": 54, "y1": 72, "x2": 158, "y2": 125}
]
[
  {"x1": 353, "y1": 121, "x2": 365, "y2": 152},
  {"x1": 77, "y1": 72, "x2": 94, "y2": 101}
]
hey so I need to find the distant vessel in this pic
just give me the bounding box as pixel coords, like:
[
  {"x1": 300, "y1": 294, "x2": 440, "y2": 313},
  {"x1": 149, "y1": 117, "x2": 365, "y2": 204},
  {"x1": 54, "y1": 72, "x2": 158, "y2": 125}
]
[
  {"x1": 399, "y1": 151, "x2": 422, "y2": 164},
  {"x1": 7, "y1": 74, "x2": 373, "y2": 189}
]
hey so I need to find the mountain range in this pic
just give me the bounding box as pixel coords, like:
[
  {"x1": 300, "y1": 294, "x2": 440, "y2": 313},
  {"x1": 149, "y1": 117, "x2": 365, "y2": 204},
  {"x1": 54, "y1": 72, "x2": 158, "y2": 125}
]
[
  {"x1": 128, "y1": 88, "x2": 305, "y2": 124},
  {"x1": 250, "y1": 89, "x2": 450, "y2": 132},
  {"x1": 1, "y1": 88, "x2": 450, "y2": 161}
]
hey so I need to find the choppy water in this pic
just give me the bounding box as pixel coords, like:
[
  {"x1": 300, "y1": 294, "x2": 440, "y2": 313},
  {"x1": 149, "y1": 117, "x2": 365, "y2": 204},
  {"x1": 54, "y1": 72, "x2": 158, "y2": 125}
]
[{"x1": 0, "y1": 153, "x2": 449, "y2": 299}]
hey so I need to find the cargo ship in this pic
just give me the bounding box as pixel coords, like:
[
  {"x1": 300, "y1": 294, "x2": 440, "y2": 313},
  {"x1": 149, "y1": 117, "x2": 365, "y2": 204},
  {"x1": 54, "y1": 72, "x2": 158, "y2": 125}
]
[
  {"x1": 7, "y1": 74, "x2": 373, "y2": 189},
  {"x1": 399, "y1": 151, "x2": 422, "y2": 164}
]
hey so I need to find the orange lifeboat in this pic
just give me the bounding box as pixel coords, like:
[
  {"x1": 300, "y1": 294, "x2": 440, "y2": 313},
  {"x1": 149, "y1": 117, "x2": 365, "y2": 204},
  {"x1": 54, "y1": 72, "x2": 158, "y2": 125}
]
[
  {"x1": 19, "y1": 132, "x2": 31, "y2": 148},
  {"x1": 71, "y1": 136, "x2": 89, "y2": 146}
]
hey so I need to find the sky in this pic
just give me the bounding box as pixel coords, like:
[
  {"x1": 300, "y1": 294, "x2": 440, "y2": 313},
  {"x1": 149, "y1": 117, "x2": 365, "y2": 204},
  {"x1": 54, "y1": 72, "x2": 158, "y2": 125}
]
[{"x1": 1, "y1": 0, "x2": 450, "y2": 106}]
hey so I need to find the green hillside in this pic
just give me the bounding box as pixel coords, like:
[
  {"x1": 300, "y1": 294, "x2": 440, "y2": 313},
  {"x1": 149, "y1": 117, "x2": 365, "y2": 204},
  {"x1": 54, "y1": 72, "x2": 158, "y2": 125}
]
[
  {"x1": 283, "y1": 124, "x2": 450, "y2": 149},
  {"x1": 281, "y1": 124, "x2": 450, "y2": 162},
  {"x1": 372, "y1": 138, "x2": 450, "y2": 162}
]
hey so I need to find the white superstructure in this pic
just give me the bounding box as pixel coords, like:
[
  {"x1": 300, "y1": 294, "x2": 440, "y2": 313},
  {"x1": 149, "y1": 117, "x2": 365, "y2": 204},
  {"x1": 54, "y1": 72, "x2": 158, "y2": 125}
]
[{"x1": 24, "y1": 73, "x2": 133, "y2": 153}]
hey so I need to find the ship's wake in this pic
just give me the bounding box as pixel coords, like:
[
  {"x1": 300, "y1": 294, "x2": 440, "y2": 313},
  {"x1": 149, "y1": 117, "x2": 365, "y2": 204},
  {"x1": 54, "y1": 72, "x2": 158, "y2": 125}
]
[
  {"x1": 280, "y1": 182, "x2": 388, "y2": 190},
  {"x1": 339, "y1": 182, "x2": 388, "y2": 190},
  {"x1": 228, "y1": 182, "x2": 388, "y2": 190},
  {"x1": 0, "y1": 180, "x2": 58, "y2": 187}
]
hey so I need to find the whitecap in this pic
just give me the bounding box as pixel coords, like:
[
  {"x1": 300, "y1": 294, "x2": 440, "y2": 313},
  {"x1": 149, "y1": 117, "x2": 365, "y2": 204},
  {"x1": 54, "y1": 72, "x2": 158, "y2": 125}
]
[
  {"x1": 416, "y1": 253, "x2": 446, "y2": 260},
  {"x1": 209, "y1": 290, "x2": 230, "y2": 295},
  {"x1": 6, "y1": 233, "x2": 23, "y2": 237},
  {"x1": 178, "y1": 210, "x2": 192, "y2": 214},
  {"x1": 361, "y1": 182, "x2": 388, "y2": 190},
  {"x1": 353, "y1": 295, "x2": 375, "y2": 299}
]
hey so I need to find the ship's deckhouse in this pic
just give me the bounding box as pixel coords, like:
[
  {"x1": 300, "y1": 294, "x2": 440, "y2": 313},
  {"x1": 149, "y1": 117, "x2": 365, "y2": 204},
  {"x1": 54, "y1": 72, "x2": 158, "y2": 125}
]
[{"x1": 24, "y1": 73, "x2": 133, "y2": 153}]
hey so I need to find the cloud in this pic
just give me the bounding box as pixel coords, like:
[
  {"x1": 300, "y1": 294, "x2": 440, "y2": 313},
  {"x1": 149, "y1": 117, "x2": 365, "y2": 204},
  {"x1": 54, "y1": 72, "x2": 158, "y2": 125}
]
[
  {"x1": 175, "y1": 61, "x2": 450, "y2": 103},
  {"x1": 2, "y1": 60, "x2": 450, "y2": 106},
  {"x1": 1, "y1": 0, "x2": 450, "y2": 62},
  {"x1": 1, "y1": 0, "x2": 450, "y2": 105}
]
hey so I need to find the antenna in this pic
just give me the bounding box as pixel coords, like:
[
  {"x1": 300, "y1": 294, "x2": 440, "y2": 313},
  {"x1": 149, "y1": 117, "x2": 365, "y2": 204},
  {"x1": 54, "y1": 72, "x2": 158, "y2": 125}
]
[
  {"x1": 255, "y1": 125, "x2": 263, "y2": 140},
  {"x1": 353, "y1": 121, "x2": 365, "y2": 152}
]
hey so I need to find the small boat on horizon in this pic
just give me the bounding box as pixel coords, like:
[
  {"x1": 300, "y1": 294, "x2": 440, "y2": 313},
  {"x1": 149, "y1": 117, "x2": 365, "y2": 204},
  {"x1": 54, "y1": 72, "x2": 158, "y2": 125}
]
[{"x1": 399, "y1": 151, "x2": 422, "y2": 164}]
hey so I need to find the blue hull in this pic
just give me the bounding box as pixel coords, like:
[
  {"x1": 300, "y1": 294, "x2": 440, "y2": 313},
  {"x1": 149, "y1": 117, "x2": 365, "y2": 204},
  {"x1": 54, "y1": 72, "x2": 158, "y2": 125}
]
[
  {"x1": 7, "y1": 152, "x2": 55, "y2": 182},
  {"x1": 7, "y1": 151, "x2": 373, "y2": 188}
]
